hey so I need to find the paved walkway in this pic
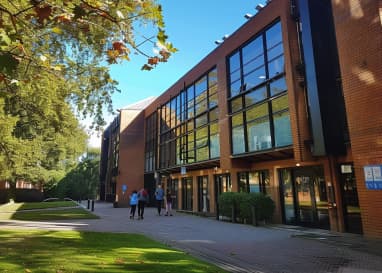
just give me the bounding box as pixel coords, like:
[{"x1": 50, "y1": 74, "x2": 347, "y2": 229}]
[{"x1": 1, "y1": 201, "x2": 382, "y2": 273}]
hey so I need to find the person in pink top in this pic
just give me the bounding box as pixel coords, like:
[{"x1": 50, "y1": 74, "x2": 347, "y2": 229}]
[{"x1": 165, "y1": 189, "x2": 173, "y2": 216}]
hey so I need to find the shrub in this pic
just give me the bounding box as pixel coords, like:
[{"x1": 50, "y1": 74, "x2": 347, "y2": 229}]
[
  {"x1": 218, "y1": 192, "x2": 275, "y2": 224},
  {"x1": 218, "y1": 192, "x2": 237, "y2": 218},
  {"x1": 14, "y1": 189, "x2": 44, "y2": 202},
  {"x1": 0, "y1": 190, "x2": 10, "y2": 204},
  {"x1": 250, "y1": 192, "x2": 275, "y2": 222}
]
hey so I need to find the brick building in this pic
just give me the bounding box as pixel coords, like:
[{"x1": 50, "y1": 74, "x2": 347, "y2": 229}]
[{"x1": 100, "y1": 0, "x2": 382, "y2": 238}]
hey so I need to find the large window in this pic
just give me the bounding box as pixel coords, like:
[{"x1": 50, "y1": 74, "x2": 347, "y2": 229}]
[
  {"x1": 238, "y1": 170, "x2": 270, "y2": 194},
  {"x1": 228, "y1": 21, "x2": 292, "y2": 155},
  {"x1": 144, "y1": 112, "x2": 158, "y2": 172},
  {"x1": 158, "y1": 68, "x2": 220, "y2": 169}
]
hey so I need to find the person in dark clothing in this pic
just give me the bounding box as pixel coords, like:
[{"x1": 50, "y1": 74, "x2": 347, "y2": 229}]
[{"x1": 137, "y1": 188, "x2": 148, "y2": 219}]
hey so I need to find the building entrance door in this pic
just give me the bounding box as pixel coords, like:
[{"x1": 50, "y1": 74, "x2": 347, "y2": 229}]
[
  {"x1": 167, "y1": 178, "x2": 178, "y2": 210},
  {"x1": 197, "y1": 176, "x2": 209, "y2": 212},
  {"x1": 280, "y1": 166, "x2": 330, "y2": 229},
  {"x1": 181, "y1": 177, "x2": 193, "y2": 211},
  {"x1": 339, "y1": 164, "x2": 363, "y2": 234},
  {"x1": 214, "y1": 174, "x2": 231, "y2": 218}
]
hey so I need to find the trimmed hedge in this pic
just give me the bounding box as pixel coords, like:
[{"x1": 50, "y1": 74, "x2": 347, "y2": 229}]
[
  {"x1": 14, "y1": 189, "x2": 44, "y2": 202},
  {"x1": 0, "y1": 189, "x2": 44, "y2": 203},
  {"x1": 0, "y1": 190, "x2": 10, "y2": 204},
  {"x1": 218, "y1": 192, "x2": 275, "y2": 224}
]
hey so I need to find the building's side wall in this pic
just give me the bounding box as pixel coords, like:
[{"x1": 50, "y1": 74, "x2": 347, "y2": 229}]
[
  {"x1": 331, "y1": 0, "x2": 382, "y2": 238},
  {"x1": 116, "y1": 110, "x2": 146, "y2": 207}
]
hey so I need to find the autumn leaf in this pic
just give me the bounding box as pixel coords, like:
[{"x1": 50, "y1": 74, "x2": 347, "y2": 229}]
[
  {"x1": 55, "y1": 14, "x2": 72, "y2": 23},
  {"x1": 35, "y1": 5, "x2": 52, "y2": 24},
  {"x1": 148, "y1": 56, "x2": 159, "y2": 65},
  {"x1": 141, "y1": 64, "x2": 153, "y2": 71},
  {"x1": 112, "y1": 41, "x2": 128, "y2": 54}
]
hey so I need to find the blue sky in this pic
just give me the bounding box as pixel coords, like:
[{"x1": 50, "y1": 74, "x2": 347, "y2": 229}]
[
  {"x1": 109, "y1": 0, "x2": 258, "y2": 109},
  {"x1": 88, "y1": 1, "x2": 260, "y2": 147}
]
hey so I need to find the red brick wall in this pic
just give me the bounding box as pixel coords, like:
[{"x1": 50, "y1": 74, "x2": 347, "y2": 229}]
[
  {"x1": 116, "y1": 110, "x2": 146, "y2": 207},
  {"x1": 331, "y1": 0, "x2": 382, "y2": 238}
]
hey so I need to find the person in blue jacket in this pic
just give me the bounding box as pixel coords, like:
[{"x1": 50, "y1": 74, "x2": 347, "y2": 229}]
[{"x1": 154, "y1": 184, "x2": 164, "y2": 215}]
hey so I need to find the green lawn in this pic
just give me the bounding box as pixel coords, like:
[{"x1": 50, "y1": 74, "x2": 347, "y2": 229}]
[
  {"x1": 0, "y1": 201, "x2": 98, "y2": 221},
  {"x1": 0, "y1": 202, "x2": 226, "y2": 272},
  {"x1": 0, "y1": 201, "x2": 78, "y2": 212},
  {"x1": 0, "y1": 230, "x2": 226, "y2": 273}
]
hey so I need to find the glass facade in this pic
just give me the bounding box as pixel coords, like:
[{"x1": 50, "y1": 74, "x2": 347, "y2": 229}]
[
  {"x1": 156, "y1": 68, "x2": 220, "y2": 170},
  {"x1": 228, "y1": 21, "x2": 292, "y2": 155},
  {"x1": 144, "y1": 112, "x2": 158, "y2": 172}
]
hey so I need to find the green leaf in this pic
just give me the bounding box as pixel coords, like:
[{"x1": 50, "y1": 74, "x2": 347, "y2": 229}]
[
  {"x1": 0, "y1": 53, "x2": 19, "y2": 74},
  {"x1": 0, "y1": 29, "x2": 11, "y2": 47},
  {"x1": 73, "y1": 5, "x2": 87, "y2": 20},
  {"x1": 51, "y1": 27, "x2": 63, "y2": 35}
]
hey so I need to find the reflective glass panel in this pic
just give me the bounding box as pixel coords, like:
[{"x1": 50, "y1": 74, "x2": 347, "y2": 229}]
[
  {"x1": 242, "y1": 36, "x2": 263, "y2": 64},
  {"x1": 232, "y1": 126, "x2": 245, "y2": 154},
  {"x1": 247, "y1": 118, "x2": 271, "y2": 151},
  {"x1": 267, "y1": 43, "x2": 283, "y2": 61},
  {"x1": 266, "y1": 22, "x2": 282, "y2": 49},
  {"x1": 209, "y1": 68, "x2": 218, "y2": 87},
  {"x1": 195, "y1": 76, "x2": 207, "y2": 97},
  {"x1": 230, "y1": 97, "x2": 243, "y2": 113},
  {"x1": 243, "y1": 55, "x2": 265, "y2": 75},
  {"x1": 246, "y1": 103, "x2": 268, "y2": 122},
  {"x1": 249, "y1": 172, "x2": 261, "y2": 193},
  {"x1": 273, "y1": 111, "x2": 292, "y2": 147},
  {"x1": 270, "y1": 77, "x2": 287, "y2": 96},
  {"x1": 268, "y1": 55, "x2": 284, "y2": 78},
  {"x1": 245, "y1": 86, "x2": 267, "y2": 107},
  {"x1": 229, "y1": 51, "x2": 241, "y2": 73},
  {"x1": 243, "y1": 66, "x2": 266, "y2": 90},
  {"x1": 209, "y1": 108, "x2": 219, "y2": 122},
  {"x1": 210, "y1": 132, "x2": 220, "y2": 158},
  {"x1": 195, "y1": 113, "x2": 208, "y2": 128},
  {"x1": 230, "y1": 79, "x2": 242, "y2": 97}
]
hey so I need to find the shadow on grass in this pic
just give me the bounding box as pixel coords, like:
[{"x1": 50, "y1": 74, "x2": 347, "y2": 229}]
[{"x1": 0, "y1": 230, "x2": 225, "y2": 273}]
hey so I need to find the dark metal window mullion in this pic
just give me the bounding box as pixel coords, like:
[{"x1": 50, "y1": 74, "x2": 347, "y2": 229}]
[
  {"x1": 241, "y1": 49, "x2": 249, "y2": 153},
  {"x1": 263, "y1": 32, "x2": 275, "y2": 148}
]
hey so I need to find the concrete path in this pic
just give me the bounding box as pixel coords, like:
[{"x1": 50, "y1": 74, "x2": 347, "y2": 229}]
[{"x1": 1, "y1": 201, "x2": 382, "y2": 273}]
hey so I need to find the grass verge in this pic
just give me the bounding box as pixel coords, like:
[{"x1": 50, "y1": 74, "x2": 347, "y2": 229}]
[
  {"x1": 0, "y1": 201, "x2": 78, "y2": 212},
  {"x1": 0, "y1": 229, "x2": 227, "y2": 273},
  {"x1": 0, "y1": 201, "x2": 98, "y2": 221}
]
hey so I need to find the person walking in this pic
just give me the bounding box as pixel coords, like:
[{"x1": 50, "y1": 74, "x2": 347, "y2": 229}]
[
  {"x1": 137, "y1": 188, "x2": 148, "y2": 220},
  {"x1": 165, "y1": 189, "x2": 173, "y2": 216},
  {"x1": 154, "y1": 184, "x2": 164, "y2": 215},
  {"x1": 129, "y1": 190, "x2": 138, "y2": 219}
]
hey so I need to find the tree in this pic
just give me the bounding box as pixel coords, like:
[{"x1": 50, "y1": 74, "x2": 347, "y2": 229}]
[
  {"x1": 0, "y1": 0, "x2": 176, "y2": 129},
  {"x1": 46, "y1": 147, "x2": 101, "y2": 200},
  {"x1": 0, "y1": 1, "x2": 176, "y2": 186}
]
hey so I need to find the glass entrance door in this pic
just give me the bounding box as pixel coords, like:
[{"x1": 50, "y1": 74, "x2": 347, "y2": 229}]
[
  {"x1": 280, "y1": 169, "x2": 297, "y2": 224},
  {"x1": 214, "y1": 174, "x2": 231, "y2": 218},
  {"x1": 181, "y1": 177, "x2": 193, "y2": 211},
  {"x1": 167, "y1": 178, "x2": 178, "y2": 210},
  {"x1": 197, "y1": 176, "x2": 210, "y2": 212},
  {"x1": 279, "y1": 166, "x2": 329, "y2": 229},
  {"x1": 339, "y1": 164, "x2": 362, "y2": 234}
]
